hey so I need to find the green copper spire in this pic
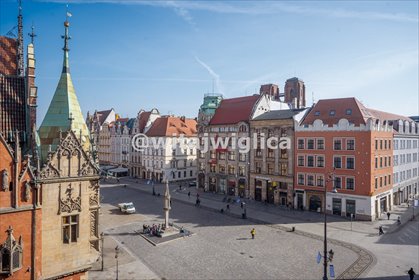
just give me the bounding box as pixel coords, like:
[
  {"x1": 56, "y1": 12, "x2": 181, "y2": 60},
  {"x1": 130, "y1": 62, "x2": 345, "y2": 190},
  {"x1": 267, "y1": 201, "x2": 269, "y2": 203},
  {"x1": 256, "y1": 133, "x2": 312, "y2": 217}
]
[{"x1": 38, "y1": 18, "x2": 90, "y2": 163}]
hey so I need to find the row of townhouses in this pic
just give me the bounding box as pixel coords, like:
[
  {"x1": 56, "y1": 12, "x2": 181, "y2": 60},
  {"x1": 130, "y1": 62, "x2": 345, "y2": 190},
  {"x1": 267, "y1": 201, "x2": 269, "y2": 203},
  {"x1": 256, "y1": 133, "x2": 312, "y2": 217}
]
[
  {"x1": 196, "y1": 79, "x2": 419, "y2": 221},
  {"x1": 89, "y1": 75, "x2": 418, "y2": 221}
]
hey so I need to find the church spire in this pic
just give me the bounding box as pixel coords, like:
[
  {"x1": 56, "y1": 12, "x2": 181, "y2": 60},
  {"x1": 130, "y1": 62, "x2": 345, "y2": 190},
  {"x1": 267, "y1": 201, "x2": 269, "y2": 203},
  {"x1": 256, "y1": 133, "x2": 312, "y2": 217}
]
[{"x1": 38, "y1": 10, "x2": 91, "y2": 163}]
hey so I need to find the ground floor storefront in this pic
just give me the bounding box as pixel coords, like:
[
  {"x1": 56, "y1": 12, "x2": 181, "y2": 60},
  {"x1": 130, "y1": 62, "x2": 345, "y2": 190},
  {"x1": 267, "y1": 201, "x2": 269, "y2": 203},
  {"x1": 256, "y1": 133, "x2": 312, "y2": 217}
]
[
  {"x1": 199, "y1": 173, "x2": 249, "y2": 198},
  {"x1": 249, "y1": 174, "x2": 293, "y2": 206},
  {"x1": 393, "y1": 181, "x2": 418, "y2": 205},
  {"x1": 294, "y1": 189, "x2": 393, "y2": 221}
]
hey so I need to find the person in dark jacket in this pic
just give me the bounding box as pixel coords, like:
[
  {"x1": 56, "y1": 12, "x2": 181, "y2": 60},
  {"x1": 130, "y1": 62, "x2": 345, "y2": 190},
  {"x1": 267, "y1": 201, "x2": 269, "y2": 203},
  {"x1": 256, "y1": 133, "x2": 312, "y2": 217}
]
[{"x1": 408, "y1": 268, "x2": 415, "y2": 280}]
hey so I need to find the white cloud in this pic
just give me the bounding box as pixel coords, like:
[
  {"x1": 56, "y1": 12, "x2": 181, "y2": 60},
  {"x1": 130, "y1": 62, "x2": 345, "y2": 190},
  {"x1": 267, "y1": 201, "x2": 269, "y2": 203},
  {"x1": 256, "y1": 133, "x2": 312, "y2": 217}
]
[
  {"x1": 194, "y1": 56, "x2": 224, "y2": 94},
  {"x1": 40, "y1": 0, "x2": 418, "y2": 23}
]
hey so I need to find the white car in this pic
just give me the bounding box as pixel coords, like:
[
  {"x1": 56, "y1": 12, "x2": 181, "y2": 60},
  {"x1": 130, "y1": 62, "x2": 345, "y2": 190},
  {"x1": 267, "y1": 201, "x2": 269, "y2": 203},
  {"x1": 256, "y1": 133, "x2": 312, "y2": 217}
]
[{"x1": 118, "y1": 202, "x2": 136, "y2": 214}]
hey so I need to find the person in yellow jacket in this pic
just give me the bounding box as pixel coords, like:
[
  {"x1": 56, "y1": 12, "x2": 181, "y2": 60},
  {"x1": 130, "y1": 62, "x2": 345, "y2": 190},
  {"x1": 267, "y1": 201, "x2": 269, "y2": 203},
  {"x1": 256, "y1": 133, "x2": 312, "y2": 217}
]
[{"x1": 250, "y1": 228, "x2": 256, "y2": 239}]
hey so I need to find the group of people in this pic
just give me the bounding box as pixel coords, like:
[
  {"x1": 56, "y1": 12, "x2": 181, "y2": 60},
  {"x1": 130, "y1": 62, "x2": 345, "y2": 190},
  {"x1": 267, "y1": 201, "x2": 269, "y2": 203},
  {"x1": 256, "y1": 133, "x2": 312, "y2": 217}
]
[{"x1": 142, "y1": 224, "x2": 165, "y2": 237}]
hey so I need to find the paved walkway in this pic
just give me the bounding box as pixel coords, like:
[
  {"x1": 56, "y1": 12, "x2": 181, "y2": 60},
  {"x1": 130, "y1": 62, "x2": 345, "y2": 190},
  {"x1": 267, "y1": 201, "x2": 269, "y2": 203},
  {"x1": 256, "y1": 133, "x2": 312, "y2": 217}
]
[{"x1": 108, "y1": 178, "x2": 419, "y2": 279}]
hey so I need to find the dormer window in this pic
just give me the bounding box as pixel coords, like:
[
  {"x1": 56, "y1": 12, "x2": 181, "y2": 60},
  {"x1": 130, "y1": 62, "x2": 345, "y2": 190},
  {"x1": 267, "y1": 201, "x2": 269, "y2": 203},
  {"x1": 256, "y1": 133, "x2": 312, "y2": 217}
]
[
  {"x1": 346, "y1": 109, "x2": 352, "y2": 115},
  {"x1": 329, "y1": 110, "x2": 336, "y2": 116},
  {"x1": 314, "y1": 111, "x2": 320, "y2": 116}
]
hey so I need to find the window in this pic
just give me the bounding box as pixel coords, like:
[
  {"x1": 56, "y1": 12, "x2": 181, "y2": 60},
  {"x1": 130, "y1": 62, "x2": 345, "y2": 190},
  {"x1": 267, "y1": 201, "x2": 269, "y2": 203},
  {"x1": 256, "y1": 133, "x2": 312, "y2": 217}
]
[
  {"x1": 375, "y1": 157, "x2": 378, "y2": 168},
  {"x1": 62, "y1": 215, "x2": 79, "y2": 244},
  {"x1": 298, "y1": 156, "x2": 304, "y2": 167},
  {"x1": 346, "y1": 157, "x2": 355, "y2": 169},
  {"x1": 307, "y1": 139, "x2": 314, "y2": 149},
  {"x1": 256, "y1": 162, "x2": 262, "y2": 173},
  {"x1": 307, "y1": 156, "x2": 314, "y2": 167},
  {"x1": 267, "y1": 149, "x2": 274, "y2": 158},
  {"x1": 380, "y1": 157, "x2": 383, "y2": 168},
  {"x1": 256, "y1": 149, "x2": 262, "y2": 157},
  {"x1": 210, "y1": 151, "x2": 216, "y2": 159},
  {"x1": 178, "y1": 171, "x2": 181, "y2": 178},
  {"x1": 346, "y1": 139, "x2": 355, "y2": 150},
  {"x1": 380, "y1": 140, "x2": 383, "y2": 150},
  {"x1": 346, "y1": 178, "x2": 355, "y2": 190},
  {"x1": 329, "y1": 110, "x2": 336, "y2": 116},
  {"x1": 334, "y1": 139, "x2": 342, "y2": 150},
  {"x1": 334, "y1": 177, "x2": 341, "y2": 189},
  {"x1": 190, "y1": 170, "x2": 193, "y2": 176},
  {"x1": 219, "y1": 165, "x2": 226, "y2": 174},
  {"x1": 281, "y1": 164, "x2": 287, "y2": 176},
  {"x1": 334, "y1": 157, "x2": 342, "y2": 169},
  {"x1": 317, "y1": 176, "x2": 324, "y2": 187},
  {"x1": 317, "y1": 139, "x2": 324, "y2": 150},
  {"x1": 219, "y1": 152, "x2": 226, "y2": 160},
  {"x1": 346, "y1": 109, "x2": 352, "y2": 115},
  {"x1": 298, "y1": 174, "x2": 305, "y2": 185},
  {"x1": 307, "y1": 175, "x2": 314, "y2": 186},
  {"x1": 267, "y1": 164, "x2": 274, "y2": 175},
  {"x1": 239, "y1": 153, "x2": 246, "y2": 162},
  {"x1": 281, "y1": 149, "x2": 288, "y2": 159},
  {"x1": 375, "y1": 140, "x2": 378, "y2": 150},
  {"x1": 317, "y1": 156, "x2": 324, "y2": 167},
  {"x1": 375, "y1": 177, "x2": 378, "y2": 189},
  {"x1": 298, "y1": 139, "x2": 305, "y2": 149},
  {"x1": 239, "y1": 166, "x2": 245, "y2": 176},
  {"x1": 210, "y1": 164, "x2": 216, "y2": 172},
  {"x1": 228, "y1": 152, "x2": 235, "y2": 161}
]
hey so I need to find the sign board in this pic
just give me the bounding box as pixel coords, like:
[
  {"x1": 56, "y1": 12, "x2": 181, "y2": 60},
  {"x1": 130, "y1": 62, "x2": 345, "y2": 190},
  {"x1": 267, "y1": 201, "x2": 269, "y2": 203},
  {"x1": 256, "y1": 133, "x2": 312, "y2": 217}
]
[
  {"x1": 329, "y1": 264, "x2": 335, "y2": 278},
  {"x1": 414, "y1": 199, "x2": 419, "y2": 207},
  {"x1": 316, "y1": 252, "x2": 321, "y2": 264}
]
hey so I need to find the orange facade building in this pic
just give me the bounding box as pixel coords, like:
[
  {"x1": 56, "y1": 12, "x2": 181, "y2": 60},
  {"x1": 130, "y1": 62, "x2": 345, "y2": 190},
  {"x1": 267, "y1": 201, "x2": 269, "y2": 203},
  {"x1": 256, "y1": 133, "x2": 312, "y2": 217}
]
[{"x1": 294, "y1": 98, "x2": 404, "y2": 220}]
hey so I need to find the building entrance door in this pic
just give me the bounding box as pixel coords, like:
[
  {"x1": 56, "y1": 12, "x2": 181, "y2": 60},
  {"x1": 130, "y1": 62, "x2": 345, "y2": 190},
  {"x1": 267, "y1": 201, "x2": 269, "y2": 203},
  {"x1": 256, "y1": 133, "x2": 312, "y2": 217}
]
[
  {"x1": 309, "y1": 195, "x2": 321, "y2": 212},
  {"x1": 380, "y1": 197, "x2": 387, "y2": 213},
  {"x1": 332, "y1": 198, "x2": 342, "y2": 216},
  {"x1": 346, "y1": 199, "x2": 356, "y2": 218},
  {"x1": 267, "y1": 182, "x2": 274, "y2": 204},
  {"x1": 255, "y1": 188, "x2": 262, "y2": 201},
  {"x1": 297, "y1": 193, "x2": 303, "y2": 210}
]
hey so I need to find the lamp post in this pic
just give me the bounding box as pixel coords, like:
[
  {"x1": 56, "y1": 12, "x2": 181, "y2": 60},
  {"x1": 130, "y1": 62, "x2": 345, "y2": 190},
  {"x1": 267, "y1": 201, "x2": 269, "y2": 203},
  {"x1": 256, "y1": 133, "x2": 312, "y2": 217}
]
[
  {"x1": 100, "y1": 232, "x2": 104, "y2": 271},
  {"x1": 323, "y1": 171, "x2": 337, "y2": 280},
  {"x1": 114, "y1": 246, "x2": 119, "y2": 280}
]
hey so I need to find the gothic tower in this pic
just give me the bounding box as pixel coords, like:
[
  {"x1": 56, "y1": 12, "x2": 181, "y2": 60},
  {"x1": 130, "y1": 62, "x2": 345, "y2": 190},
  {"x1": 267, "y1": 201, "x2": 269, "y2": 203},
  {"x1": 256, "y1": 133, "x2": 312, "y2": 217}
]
[{"x1": 284, "y1": 77, "x2": 306, "y2": 109}]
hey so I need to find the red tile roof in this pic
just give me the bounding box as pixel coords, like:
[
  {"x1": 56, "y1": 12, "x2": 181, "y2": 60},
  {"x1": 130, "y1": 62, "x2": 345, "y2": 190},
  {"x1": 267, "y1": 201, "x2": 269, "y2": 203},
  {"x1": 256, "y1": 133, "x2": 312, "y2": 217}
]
[
  {"x1": 146, "y1": 116, "x2": 197, "y2": 137},
  {"x1": 301, "y1": 97, "x2": 412, "y2": 126},
  {"x1": 138, "y1": 111, "x2": 151, "y2": 133},
  {"x1": 209, "y1": 95, "x2": 260, "y2": 125},
  {"x1": 0, "y1": 36, "x2": 18, "y2": 76}
]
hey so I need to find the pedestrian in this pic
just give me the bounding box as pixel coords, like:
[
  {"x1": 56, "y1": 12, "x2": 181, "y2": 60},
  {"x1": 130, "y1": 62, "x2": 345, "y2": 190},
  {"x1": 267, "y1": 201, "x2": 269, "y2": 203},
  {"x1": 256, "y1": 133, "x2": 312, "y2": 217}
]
[
  {"x1": 240, "y1": 202, "x2": 244, "y2": 209},
  {"x1": 226, "y1": 204, "x2": 230, "y2": 210},
  {"x1": 196, "y1": 193, "x2": 200, "y2": 198},
  {"x1": 188, "y1": 191, "x2": 191, "y2": 198},
  {"x1": 378, "y1": 225, "x2": 384, "y2": 235},
  {"x1": 408, "y1": 268, "x2": 416, "y2": 280},
  {"x1": 387, "y1": 212, "x2": 391, "y2": 220},
  {"x1": 195, "y1": 198, "x2": 199, "y2": 207},
  {"x1": 397, "y1": 216, "x2": 401, "y2": 225},
  {"x1": 179, "y1": 184, "x2": 182, "y2": 190},
  {"x1": 250, "y1": 228, "x2": 256, "y2": 239}
]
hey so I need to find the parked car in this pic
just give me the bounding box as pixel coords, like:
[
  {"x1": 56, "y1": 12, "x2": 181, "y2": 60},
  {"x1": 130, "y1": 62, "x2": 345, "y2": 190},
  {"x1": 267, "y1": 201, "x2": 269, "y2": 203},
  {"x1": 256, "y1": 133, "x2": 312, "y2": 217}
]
[
  {"x1": 118, "y1": 202, "x2": 136, "y2": 214},
  {"x1": 188, "y1": 181, "x2": 197, "y2": 187}
]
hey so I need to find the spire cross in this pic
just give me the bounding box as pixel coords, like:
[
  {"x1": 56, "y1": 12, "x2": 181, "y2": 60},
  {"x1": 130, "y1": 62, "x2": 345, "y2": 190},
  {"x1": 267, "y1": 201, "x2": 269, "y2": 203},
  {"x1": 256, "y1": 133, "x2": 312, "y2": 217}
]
[{"x1": 28, "y1": 24, "x2": 37, "y2": 44}]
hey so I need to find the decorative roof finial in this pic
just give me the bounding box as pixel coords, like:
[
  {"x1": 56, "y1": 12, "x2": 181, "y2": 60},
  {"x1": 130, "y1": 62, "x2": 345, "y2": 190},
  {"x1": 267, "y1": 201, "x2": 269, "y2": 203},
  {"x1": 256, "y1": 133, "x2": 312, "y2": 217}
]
[
  {"x1": 28, "y1": 23, "x2": 37, "y2": 44},
  {"x1": 61, "y1": 5, "x2": 72, "y2": 73},
  {"x1": 17, "y1": 0, "x2": 24, "y2": 76}
]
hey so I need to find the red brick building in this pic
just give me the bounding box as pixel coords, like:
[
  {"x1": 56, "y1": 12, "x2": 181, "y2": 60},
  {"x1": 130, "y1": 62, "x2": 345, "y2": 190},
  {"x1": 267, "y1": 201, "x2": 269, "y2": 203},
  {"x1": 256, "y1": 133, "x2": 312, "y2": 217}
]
[
  {"x1": 294, "y1": 98, "x2": 402, "y2": 221},
  {"x1": 1, "y1": 4, "x2": 41, "y2": 279}
]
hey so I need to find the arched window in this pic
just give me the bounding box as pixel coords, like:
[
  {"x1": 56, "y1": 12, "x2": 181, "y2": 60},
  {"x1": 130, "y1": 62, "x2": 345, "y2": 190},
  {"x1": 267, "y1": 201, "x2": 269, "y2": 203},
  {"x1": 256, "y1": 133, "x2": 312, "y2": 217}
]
[{"x1": 0, "y1": 227, "x2": 23, "y2": 274}]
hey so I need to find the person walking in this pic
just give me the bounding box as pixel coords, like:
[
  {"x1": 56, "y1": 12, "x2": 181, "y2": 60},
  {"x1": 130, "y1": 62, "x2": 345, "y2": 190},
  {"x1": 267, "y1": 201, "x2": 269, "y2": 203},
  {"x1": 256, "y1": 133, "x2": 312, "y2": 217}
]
[
  {"x1": 408, "y1": 268, "x2": 415, "y2": 280},
  {"x1": 188, "y1": 191, "x2": 191, "y2": 199},
  {"x1": 379, "y1": 225, "x2": 384, "y2": 235},
  {"x1": 250, "y1": 228, "x2": 256, "y2": 239},
  {"x1": 387, "y1": 212, "x2": 391, "y2": 220}
]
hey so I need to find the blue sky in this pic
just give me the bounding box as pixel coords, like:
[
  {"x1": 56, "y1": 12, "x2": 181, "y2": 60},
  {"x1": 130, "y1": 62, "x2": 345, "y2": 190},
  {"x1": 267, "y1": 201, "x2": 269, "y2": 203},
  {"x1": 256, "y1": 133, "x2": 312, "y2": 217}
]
[{"x1": 1, "y1": 0, "x2": 418, "y2": 121}]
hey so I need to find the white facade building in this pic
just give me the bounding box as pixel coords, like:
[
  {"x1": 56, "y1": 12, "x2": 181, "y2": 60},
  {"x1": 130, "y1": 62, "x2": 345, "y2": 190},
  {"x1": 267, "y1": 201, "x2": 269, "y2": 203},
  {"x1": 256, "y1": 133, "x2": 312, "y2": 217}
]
[{"x1": 392, "y1": 119, "x2": 419, "y2": 205}]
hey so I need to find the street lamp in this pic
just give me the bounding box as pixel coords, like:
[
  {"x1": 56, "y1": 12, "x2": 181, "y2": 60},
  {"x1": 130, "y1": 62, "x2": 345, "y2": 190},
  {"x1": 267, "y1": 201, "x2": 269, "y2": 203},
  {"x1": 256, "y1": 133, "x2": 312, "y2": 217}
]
[
  {"x1": 114, "y1": 246, "x2": 119, "y2": 280},
  {"x1": 323, "y1": 171, "x2": 337, "y2": 280}
]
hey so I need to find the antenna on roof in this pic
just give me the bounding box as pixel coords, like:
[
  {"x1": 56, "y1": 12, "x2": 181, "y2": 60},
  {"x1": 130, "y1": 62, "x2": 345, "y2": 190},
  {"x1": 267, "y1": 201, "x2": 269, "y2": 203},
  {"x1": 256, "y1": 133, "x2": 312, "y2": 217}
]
[
  {"x1": 312, "y1": 92, "x2": 314, "y2": 105},
  {"x1": 212, "y1": 78, "x2": 215, "y2": 93}
]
